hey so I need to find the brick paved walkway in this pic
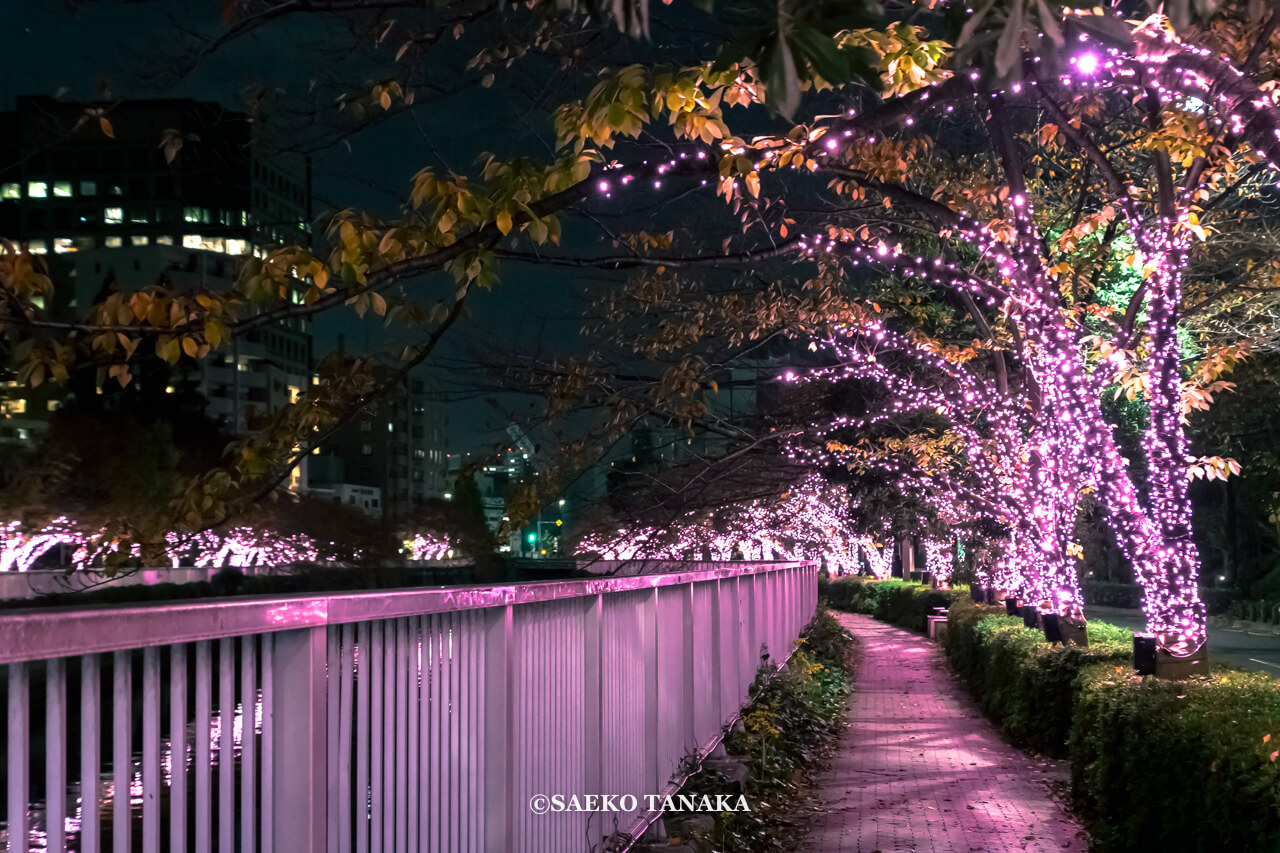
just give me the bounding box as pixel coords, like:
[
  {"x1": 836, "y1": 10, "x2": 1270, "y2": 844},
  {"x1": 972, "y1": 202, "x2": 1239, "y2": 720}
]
[{"x1": 805, "y1": 613, "x2": 1087, "y2": 853}]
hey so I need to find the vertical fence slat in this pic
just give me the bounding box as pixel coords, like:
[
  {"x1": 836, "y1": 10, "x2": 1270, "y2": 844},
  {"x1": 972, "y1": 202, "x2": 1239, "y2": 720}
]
[
  {"x1": 80, "y1": 654, "x2": 100, "y2": 853},
  {"x1": 481, "y1": 605, "x2": 513, "y2": 853},
  {"x1": 8, "y1": 662, "x2": 29, "y2": 853},
  {"x1": 218, "y1": 637, "x2": 234, "y2": 853},
  {"x1": 339, "y1": 624, "x2": 355, "y2": 853},
  {"x1": 447, "y1": 612, "x2": 461, "y2": 852},
  {"x1": 260, "y1": 635, "x2": 274, "y2": 853},
  {"x1": 430, "y1": 615, "x2": 443, "y2": 853},
  {"x1": 370, "y1": 621, "x2": 383, "y2": 853},
  {"x1": 142, "y1": 646, "x2": 162, "y2": 853},
  {"x1": 327, "y1": 628, "x2": 341, "y2": 853},
  {"x1": 269, "y1": 627, "x2": 327, "y2": 853},
  {"x1": 113, "y1": 650, "x2": 133, "y2": 853},
  {"x1": 242, "y1": 635, "x2": 258, "y2": 853},
  {"x1": 406, "y1": 619, "x2": 418, "y2": 853},
  {"x1": 395, "y1": 618, "x2": 408, "y2": 853},
  {"x1": 46, "y1": 657, "x2": 66, "y2": 853},
  {"x1": 171, "y1": 644, "x2": 188, "y2": 853},
  {"x1": 382, "y1": 623, "x2": 395, "y2": 851},
  {"x1": 195, "y1": 641, "x2": 212, "y2": 853},
  {"x1": 356, "y1": 621, "x2": 371, "y2": 853},
  {"x1": 419, "y1": 616, "x2": 433, "y2": 853},
  {"x1": 466, "y1": 613, "x2": 480, "y2": 853}
]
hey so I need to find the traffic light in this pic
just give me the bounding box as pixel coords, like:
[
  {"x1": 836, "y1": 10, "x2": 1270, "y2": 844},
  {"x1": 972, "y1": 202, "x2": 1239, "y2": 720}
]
[{"x1": 527, "y1": 532, "x2": 537, "y2": 544}]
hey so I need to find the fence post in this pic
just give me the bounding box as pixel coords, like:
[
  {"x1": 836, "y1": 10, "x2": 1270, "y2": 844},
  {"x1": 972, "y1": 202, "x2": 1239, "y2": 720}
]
[
  {"x1": 643, "y1": 587, "x2": 660, "y2": 795},
  {"x1": 271, "y1": 627, "x2": 328, "y2": 853},
  {"x1": 483, "y1": 605, "x2": 515, "y2": 853}
]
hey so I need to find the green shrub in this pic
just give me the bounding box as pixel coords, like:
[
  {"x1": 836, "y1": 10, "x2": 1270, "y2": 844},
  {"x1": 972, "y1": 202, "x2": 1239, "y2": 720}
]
[
  {"x1": 1071, "y1": 665, "x2": 1280, "y2": 853},
  {"x1": 867, "y1": 580, "x2": 954, "y2": 631},
  {"x1": 818, "y1": 575, "x2": 877, "y2": 614},
  {"x1": 672, "y1": 608, "x2": 854, "y2": 852},
  {"x1": 940, "y1": 598, "x2": 1132, "y2": 753},
  {"x1": 938, "y1": 598, "x2": 1280, "y2": 850}
]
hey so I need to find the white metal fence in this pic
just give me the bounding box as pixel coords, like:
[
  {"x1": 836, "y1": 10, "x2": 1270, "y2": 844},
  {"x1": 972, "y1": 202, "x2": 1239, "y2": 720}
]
[{"x1": 0, "y1": 561, "x2": 818, "y2": 853}]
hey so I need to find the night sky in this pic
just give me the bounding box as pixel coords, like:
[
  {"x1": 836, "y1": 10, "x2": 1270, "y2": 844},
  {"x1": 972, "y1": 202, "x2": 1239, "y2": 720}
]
[{"x1": 3, "y1": 0, "x2": 595, "y2": 454}]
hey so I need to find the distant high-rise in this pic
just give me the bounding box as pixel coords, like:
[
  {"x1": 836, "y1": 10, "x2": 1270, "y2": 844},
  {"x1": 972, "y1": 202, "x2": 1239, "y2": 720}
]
[
  {"x1": 0, "y1": 95, "x2": 314, "y2": 460},
  {"x1": 0, "y1": 95, "x2": 309, "y2": 256}
]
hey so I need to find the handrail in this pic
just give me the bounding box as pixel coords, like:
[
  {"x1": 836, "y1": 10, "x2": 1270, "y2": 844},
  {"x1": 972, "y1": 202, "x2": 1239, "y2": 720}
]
[{"x1": 0, "y1": 561, "x2": 816, "y2": 665}]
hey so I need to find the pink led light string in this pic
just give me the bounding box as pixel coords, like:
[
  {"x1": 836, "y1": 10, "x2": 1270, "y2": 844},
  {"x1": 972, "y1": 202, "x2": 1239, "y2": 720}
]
[
  {"x1": 576, "y1": 475, "x2": 866, "y2": 574},
  {"x1": 781, "y1": 312, "x2": 1092, "y2": 618},
  {"x1": 0, "y1": 519, "x2": 353, "y2": 571}
]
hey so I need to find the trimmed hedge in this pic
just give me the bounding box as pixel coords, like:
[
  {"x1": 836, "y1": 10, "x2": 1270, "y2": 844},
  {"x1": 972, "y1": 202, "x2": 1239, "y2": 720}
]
[
  {"x1": 1071, "y1": 665, "x2": 1280, "y2": 852},
  {"x1": 819, "y1": 576, "x2": 954, "y2": 631},
  {"x1": 941, "y1": 598, "x2": 1131, "y2": 754},
  {"x1": 937, "y1": 597, "x2": 1280, "y2": 851}
]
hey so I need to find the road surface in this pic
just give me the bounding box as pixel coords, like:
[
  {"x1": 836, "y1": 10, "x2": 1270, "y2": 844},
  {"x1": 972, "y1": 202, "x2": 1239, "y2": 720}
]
[{"x1": 1085, "y1": 608, "x2": 1280, "y2": 675}]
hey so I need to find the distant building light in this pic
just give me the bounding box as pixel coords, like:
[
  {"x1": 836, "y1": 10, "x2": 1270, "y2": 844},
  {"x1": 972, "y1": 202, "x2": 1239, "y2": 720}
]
[
  {"x1": 53, "y1": 238, "x2": 74, "y2": 254},
  {"x1": 183, "y1": 234, "x2": 202, "y2": 249},
  {"x1": 1, "y1": 183, "x2": 19, "y2": 199},
  {"x1": 104, "y1": 207, "x2": 123, "y2": 224},
  {"x1": 226, "y1": 238, "x2": 248, "y2": 256},
  {"x1": 52, "y1": 181, "x2": 72, "y2": 198},
  {"x1": 558, "y1": 499, "x2": 565, "y2": 506},
  {"x1": 443, "y1": 492, "x2": 453, "y2": 500},
  {"x1": 131, "y1": 235, "x2": 149, "y2": 247},
  {"x1": 165, "y1": 385, "x2": 175, "y2": 394},
  {"x1": 156, "y1": 235, "x2": 174, "y2": 246},
  {"x1": 104, "y1": 236, "x2": 123, "y2": 248},
  {"x1": 27, "y1": 240, "x2": 47, "y2": 254},
  {"x1": 79, "y1": 180, "x2": 97, "y2": 197},
  {"x1": 27, "y1": 181, "x2": 47, "y2": 199}
]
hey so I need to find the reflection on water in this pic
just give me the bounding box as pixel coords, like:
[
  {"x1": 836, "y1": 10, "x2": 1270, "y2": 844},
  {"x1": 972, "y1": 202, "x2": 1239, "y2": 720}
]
[{"x1": 0, "y1": 691, "x2": 261, "y2": 852}]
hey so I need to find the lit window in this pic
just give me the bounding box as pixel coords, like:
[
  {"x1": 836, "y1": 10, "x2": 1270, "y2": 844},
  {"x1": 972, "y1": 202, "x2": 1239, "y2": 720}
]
[
  {"x1": 80, "y1": 180, "x2": 97, "y2": 196},
  {"x1": 225, "y1": 238, "x2": 247, "y2": 255},
  {"x1": 1, "y1": 399, "x2": 26, "y2": 414},
  {"x1": 155, "y1": 235, "x2": 174, "y2": 246},
  {"x1": 73, "y1": 236, "x2": 94, "y2": 250},
  {"x1": 199, "y1": 236, "x2": 225, "y2": 253},
  {"x1": 131, "y1": 236, "x2": 149, "y2": 247},
  {"x1": 27, "y1": 240, "x2": 47, "y2": 254},
  {"x1": 414, "y1": 449, "x2": 426, "y2": 459},
  {"x1": 53, "y1": 181, "x2": 72, "y2": 198},
  {"x1": 360, "y1": 421, "x2": 371, "y2": 432},
  {"x1": 183, "y1": 206, "x2": 205, "y2": 223},
  {"x1": 15, "y1": 428, "x2": 28, "y2": 441},
  {"x1": 361, "y1": 444, "x2": 373, "y2": 456},
  {"x1": 130, "y1": 211, "x2": 148, "y2": 224},
  {"x1": 46, "y1": 400, "x2": 60, "y2": 412},
  {"x1": 1, "y1": 183, "x2": 19, "y2": 199},
  {"x1": 387, "y1": 422, "x2": 394, "y2": 432},
  {"x1": 30, "y1": 295, "x2": 44, "y2": 310},
  {"x1": 104, "y1": 207, "x2": 123, "y2": 224},
  {"x1": 288, "y1": 385, "x2": 301, "y2": 404},
  {"x1": 182, "y1": 235, "x2": 202, "y2": 249},
  {"x1": 53, "y1": 238, "x2": 74, "y2": 254},
  {"x1": 104, "y1": 236, "x2": 123, "y2": 248},
  {"x1": 108, "y1": 184, "x2": 123, "y2": 196},
  {"x1": 27, "y1": 181, "x2": 47, "y2": 198},
  {"x1": 240, "y1": 211, "x2": 249, "y2": 226}
]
